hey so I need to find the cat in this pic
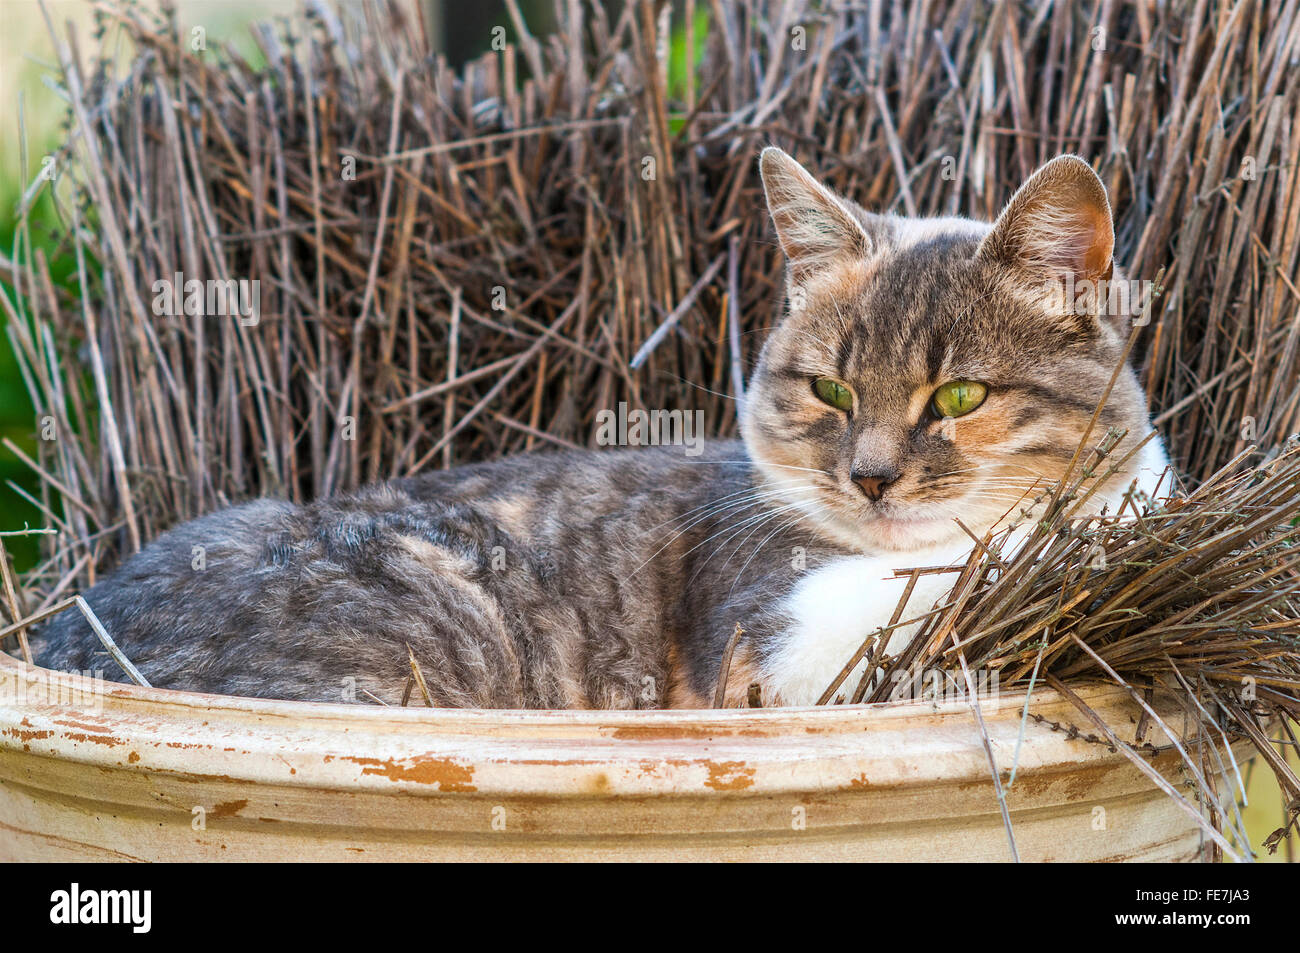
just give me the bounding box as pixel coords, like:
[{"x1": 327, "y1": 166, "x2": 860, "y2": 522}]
[{"x1": 33, "y1": 148, "x2": 1171, "y2": 708}]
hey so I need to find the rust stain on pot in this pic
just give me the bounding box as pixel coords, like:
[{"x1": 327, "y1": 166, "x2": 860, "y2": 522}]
[
  {"x1": 166, "y1": 770, "x2": 249, "y2": 785},
  {"x1": 3, "y1": 717, "x2": 53, "y2": 750},
  {"x1": 347, "y1": 755, "x2": 476, "y2": 791},
  {"x1": 210, "y1": 799, "x2": 249, "y2": 818},
  {"x1": 62, "y1": 731, "x2": 122, "y2": 747},
  {"x1": 847, "y1": 773, "x2": 871, "y2": 789},
  {"x1": 46, "y1": 716, "x2": 123, "y2": 747},
  {"x1": 958, "y1": 761, "x2": 1122, "y2": 803},
  {"x1": 633, "y1": 758, "x2": 757, "y2": 792},
  {"x1": 53, "y1": 717, "x2": 117, "y2": 735},
  {"x1": 704, "y1": 761, "x2": 755, "y2": 791},
  {"x1": 3, "y1": 725, "x2": 54, "y2": 745},
  {"x1": 636, "y1": 758, "x2": 683, "y2": 778}
]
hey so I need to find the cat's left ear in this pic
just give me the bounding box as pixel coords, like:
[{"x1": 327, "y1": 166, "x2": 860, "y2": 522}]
[{"x1": 977, "y1": 155, "x2": 1114, "y2": 284}]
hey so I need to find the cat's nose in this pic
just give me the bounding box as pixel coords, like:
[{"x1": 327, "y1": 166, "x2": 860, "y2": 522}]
[{"x1": 851, "y1": 468, "x2": 898, "y2": 501}]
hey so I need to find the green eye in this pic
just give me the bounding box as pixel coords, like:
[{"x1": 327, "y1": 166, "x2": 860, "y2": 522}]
[
  {"x1": 931, "y1": 380, "x2": 987, "y2": 418},
  {"x1": 813, "y1": 378, "x2": 854, "y2": 411}
]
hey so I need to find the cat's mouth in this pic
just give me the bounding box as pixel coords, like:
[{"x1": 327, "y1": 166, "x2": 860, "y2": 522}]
[
  {"x1": 846, "y1": 506, "x2": 963, "y2": 550},
  {"x1": 786, "y1": 476, "x2": 967, "y2": 550},
  {"x1": 755, "y1": 464, "x2": 976, "y2": 551},
  {"x1": 857, "y1": 509, "x2": 961, "y2": 546}
]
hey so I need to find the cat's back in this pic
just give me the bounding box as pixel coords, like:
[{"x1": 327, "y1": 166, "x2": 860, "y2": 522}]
[
  {"x1": 33, "y1": 442, "x2": 758, "y2": 705},
  {"x1": 34, "y1": 497, "x2": 297, "y2": 681}
]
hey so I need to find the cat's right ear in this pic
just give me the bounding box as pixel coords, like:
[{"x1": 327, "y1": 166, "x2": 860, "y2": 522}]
[
  {"x1": 977, "y1": 155, "x2": 1114, "y2": 285},
  {"x1": 759, "y1": 147, "x2": 873, "y2": 282}
]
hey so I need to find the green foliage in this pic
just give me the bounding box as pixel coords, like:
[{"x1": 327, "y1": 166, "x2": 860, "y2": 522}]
[
  {"x1": 1, "y1": 179, "x2": 75, "y2": 572},
  {"x1": 667, "y1": 8, "x2": 708, "y2": 135}
]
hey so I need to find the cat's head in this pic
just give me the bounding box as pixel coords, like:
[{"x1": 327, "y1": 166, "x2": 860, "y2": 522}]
[{"x1": 743, "y1": 147, "x2": 1162, "y2": 552}]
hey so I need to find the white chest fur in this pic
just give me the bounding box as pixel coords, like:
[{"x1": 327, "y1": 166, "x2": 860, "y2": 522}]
[
  {"x1": 762, "y1": 436, "x2": 1173, "y2": 706},
  {"x1": 763, "y1": 544, "x2": 968, "y2": 705}
]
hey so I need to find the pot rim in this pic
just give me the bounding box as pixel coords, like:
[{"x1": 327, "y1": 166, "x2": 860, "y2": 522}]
[
  {"x1": 0, "y1": 646, "x2": 1125, "y2": 727},
  {"x1": 2, "y1": 648, "x2": 1191, "y2": 804}
]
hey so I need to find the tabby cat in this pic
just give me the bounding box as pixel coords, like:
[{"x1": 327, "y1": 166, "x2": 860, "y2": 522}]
[{"x1": 35, "y1": 148, "x2": 1171, "y2": 708}]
